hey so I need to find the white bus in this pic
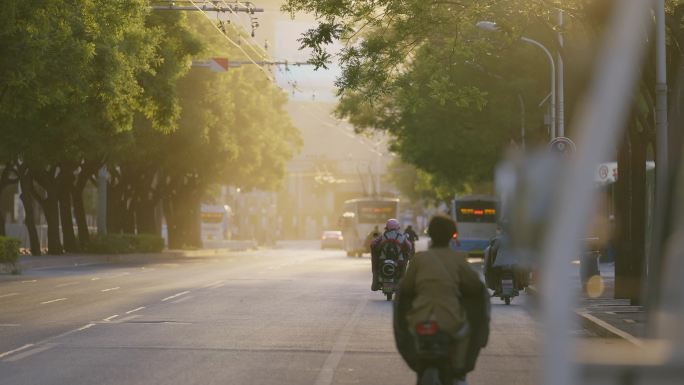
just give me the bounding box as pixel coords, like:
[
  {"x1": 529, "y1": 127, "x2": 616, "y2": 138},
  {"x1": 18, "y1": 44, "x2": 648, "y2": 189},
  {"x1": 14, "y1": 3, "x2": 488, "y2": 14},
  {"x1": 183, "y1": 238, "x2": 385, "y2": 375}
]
[
  {"x1": 452, "y1": 195, "x2": 498, "y2": 256},
  {"x1": 201, "y1": 204, "x2": 231, "y2": 242},
  {"x1": 340, "y1": 197, "x2": 400, "y2": 257}
]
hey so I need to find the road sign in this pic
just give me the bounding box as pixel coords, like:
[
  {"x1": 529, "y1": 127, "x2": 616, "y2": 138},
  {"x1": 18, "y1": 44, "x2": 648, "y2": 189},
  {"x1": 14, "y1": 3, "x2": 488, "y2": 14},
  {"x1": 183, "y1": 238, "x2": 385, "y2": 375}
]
[
  {"x1": 549, "y1": 136, "x2": 576, "y2": 156},
  {"x1": 191, "y1": 58, "x2": 229, "y2": 72}
]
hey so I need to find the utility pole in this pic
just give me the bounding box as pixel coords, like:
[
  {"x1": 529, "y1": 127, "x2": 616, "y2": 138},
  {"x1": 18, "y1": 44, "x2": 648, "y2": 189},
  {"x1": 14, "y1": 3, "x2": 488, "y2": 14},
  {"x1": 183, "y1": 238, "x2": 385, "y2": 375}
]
[{"x1": 557, "y1": 9, "x2": 565, "y2": 137}]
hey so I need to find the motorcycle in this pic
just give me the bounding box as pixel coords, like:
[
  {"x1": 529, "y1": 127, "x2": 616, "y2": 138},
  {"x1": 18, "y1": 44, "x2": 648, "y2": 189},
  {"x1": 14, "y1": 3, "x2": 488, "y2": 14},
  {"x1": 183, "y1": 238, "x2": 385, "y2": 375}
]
[
  {"x1": 380, "y1": 259, "x2": 400, "y2": 301},
  {"x1": 414, "y1": 320, "x2": 468, "y2": 385}
]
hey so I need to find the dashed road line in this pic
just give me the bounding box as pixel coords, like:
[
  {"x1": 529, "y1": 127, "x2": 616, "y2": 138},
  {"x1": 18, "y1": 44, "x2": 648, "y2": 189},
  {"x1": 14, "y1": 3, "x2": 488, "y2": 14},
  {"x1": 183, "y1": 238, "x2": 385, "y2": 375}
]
[
  {"x1": 103, "y1": 315, "x2": 119, "y2": 322},
  {"x1": 171, "y1": 295, "x2": 193, "y2": 304},
  {"x1": 40, "y1": 298, "x2": 67, "y2": 305},
  {"x1": 126, "y1": 306, "x2": 145, "y2": 314},
  {"x1": 4, "y1": 343, "x2": 56, "y2": 362},
  {"x1": 203, "y1": 280, "x2": 225, "y2": 288},
  {"x1": 0, "y1": 344, "x2": 35, "y2": 359},
  {"x1": 21, "y1": 280, "x2": 37, "y2": 283},
  {"x1": 0, "y1": 324, "x2": 21, "y2": 327},
  {"x1": 56, "y1": 282, "x2": 79, "y2": 288},
  {"x1": 101, "y1": 287, "x2": 120, "y2": 292},
  {"x1": 0, "y1": 292, "x2": 19, "y2": 299},
  {"x1": 91, "y1": 277, "x2": 101, "y2": 281},
  {"x1": 208, "y1": 283, "x2": 226, "y2": 289},
  {"x1": 116, "y1": 314, "x2": 141, "y2": 323},
  {"x1": 162, "y1": 291, "x2": 190, "y2": 302},
  {"x1": 76, "y1": 323, "x2": 96, "y2": 331}
]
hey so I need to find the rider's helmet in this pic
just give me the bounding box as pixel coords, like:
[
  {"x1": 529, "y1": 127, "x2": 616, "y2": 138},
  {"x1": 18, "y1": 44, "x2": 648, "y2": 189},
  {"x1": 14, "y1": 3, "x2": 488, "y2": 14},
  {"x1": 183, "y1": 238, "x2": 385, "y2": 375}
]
[{"x1": 385, "y1": 218, "x2": 401, "y2": 231}]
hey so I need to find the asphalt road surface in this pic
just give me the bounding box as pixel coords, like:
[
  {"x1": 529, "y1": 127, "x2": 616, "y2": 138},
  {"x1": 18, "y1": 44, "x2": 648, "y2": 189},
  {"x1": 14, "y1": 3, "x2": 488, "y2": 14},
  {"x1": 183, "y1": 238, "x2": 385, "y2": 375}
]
[{"x1": 1, "y1": 241, "x2": 539, "y2": 385}]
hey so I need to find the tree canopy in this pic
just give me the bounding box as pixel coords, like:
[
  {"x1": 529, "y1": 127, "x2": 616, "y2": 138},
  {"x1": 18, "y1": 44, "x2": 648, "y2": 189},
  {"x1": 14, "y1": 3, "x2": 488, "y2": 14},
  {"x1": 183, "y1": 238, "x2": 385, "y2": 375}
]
[{"x1": 0, "y1": 1, "x2": 300, "y2": 253}]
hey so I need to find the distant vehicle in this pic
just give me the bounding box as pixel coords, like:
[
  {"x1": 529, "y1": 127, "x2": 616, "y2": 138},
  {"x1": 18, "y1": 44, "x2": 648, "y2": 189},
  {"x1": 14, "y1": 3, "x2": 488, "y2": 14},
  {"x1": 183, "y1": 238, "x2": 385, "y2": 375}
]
[
  {"x1": 201, "y1": 204, "x2": 231, "y2": 241},
  {"x1": 340, "y1": 197, "x2": 400, "y2": 257},
  {"x1": 451, "y1": 195, "x2": 498, "y2": 256},
  {"x1": 321, "y1": 230, "x2": 344, "y2": 249}
]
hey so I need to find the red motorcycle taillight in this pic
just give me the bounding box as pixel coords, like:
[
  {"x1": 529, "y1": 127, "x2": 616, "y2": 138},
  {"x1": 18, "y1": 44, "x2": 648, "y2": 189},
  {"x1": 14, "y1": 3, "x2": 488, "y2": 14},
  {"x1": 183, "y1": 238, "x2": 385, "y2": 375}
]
[{"x1": 415, "y1": 321, "x2": 440, "y2": 336}]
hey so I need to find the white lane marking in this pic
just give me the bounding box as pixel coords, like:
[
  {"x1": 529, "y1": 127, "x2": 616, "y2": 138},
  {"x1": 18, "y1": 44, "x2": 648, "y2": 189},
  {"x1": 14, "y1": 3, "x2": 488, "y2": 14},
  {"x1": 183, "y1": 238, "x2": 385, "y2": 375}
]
[
  {"x1": 162, "y1": 291, "x2": 190, "y2": 302},
  {"x1": 0, "y1": 324, "x2": 21, "y2": 327},
  {"x1": 209, "y1": 283, "x2": 226, "y2": 289},
  {"x1": 203, "y1": 280, "x2": 225, "y2": 288},
  {"x1": 126, "y1": 306, "x2": 145, "y2": 314},
  {"x1": 0, "y1": 344, "x2": 35, "y2": 359},
  {"x1": 21, "y1": 280, "x2": 37, "y2": 283},
  {"x1": 115, "y1": 314, "x2": 141, "y2": 323},
  {"x1": 91, "y1": 277, "x2": 100, "y2": 281},
  {"x1": 4, "y1": 343, "x2": 56, "y2": 362},
  {"x1": 171, "y1": 295, "x2": 193, "y2": 304},
  {"x1": 40, "y1": 298, "x2": 67, "y2": 305},
  {"x1": 103, "y1": 315, "x2": 119, "y2": 322},
  {"x1": 0, "y1": 292, "x2": 19, "y2": 299},
  {"x1": 76, "y1": 323, "x2": 96, "y2": 331},
  {"x1": 101, "y1": 287, "x2": 120, "y2": 292},
  {"x1": 56, "y1": 282, "x2": 79, "y2": 288},
  {"x1": 314, "y1": 298, "x2": 368, "y2": 385},
  {"x1": 109, "y1": 272, "x2": 130, "y2": 278}
]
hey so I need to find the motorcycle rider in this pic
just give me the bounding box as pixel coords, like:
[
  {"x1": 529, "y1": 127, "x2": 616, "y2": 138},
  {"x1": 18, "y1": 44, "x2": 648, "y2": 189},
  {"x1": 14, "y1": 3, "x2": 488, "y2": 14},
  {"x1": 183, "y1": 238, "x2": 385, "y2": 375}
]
[
  {"x1": 404, "y1": 225, "x2": 419, "y2": 252},
  {"x1": 370, "y1": 219, "x2": 412, "y2": 291},
  {"x1": 396, "y1": 215, "x2": 490, "y2": 385},
  {"x1": 364, "y1": 225, "x2": 382, "y2": 252}
]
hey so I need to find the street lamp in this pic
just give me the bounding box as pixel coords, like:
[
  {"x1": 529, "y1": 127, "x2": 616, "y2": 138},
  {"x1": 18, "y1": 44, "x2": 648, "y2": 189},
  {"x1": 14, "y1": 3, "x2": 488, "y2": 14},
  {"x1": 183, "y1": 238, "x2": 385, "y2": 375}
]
[{"x1": 476, "y1": 21, "x2": 557, "y2": 139}]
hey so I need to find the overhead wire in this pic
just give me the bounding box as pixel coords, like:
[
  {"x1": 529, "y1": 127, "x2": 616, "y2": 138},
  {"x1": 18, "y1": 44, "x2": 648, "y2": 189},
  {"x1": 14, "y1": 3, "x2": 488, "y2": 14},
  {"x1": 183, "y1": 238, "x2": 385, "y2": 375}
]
[
  {"x1": 216, "y1": 0, "x2": 271, "y2": 60},
  {"x1": 188, "y1": 0, "x2": 274, "y2": 81}
]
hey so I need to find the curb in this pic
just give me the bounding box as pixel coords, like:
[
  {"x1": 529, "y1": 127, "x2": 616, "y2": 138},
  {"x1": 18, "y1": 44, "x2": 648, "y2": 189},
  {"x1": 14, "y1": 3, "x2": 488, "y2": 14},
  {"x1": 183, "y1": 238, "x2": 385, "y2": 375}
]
[
  {"x1": 16, "y1": 244, "x2": 255, "y2": 272},
  {"x1": 527, "y1": 285, "x2": 642, "y2": 346},
  {"x1": 578, "y1": 312, "x2": 643, "y2": 347}
]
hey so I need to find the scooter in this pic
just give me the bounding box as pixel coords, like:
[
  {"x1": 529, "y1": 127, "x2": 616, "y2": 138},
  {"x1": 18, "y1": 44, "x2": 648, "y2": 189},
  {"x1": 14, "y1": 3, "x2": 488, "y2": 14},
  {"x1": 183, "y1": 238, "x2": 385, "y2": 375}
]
[
  {"x1": 498, "y1": 269, "x2": 519, "y2": 305},
  {"x1": 414, "y1": 320, "x2": 468, "y2": 385}
]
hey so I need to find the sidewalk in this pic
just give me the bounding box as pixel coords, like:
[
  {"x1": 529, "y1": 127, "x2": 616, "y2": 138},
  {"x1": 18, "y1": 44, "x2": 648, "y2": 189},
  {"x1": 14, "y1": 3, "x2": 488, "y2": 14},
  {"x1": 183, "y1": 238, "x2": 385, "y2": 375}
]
[
  {"x1": 531, "y1": 262, "x2": 646, "y2": 345},
  {"x1": 576, "y1": 262, "x2": 646, "y2": 344},
  {"x1": 13, "y1": 240, "x2": 258, "y2": 272}
]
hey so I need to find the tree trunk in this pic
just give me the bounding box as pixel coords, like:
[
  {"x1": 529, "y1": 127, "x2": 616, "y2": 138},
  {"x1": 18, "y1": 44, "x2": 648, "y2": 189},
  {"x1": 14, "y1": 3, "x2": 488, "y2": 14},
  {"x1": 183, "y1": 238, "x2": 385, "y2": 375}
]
[
  {"x1": 72, "y1": 187, "x2": 89, "y2": 244},
  {"x1": 614, "y1": 129, "x2": 648, "y2": 305},
  {"x1": 32, "y1": 169, "x2": 63, "y2": 255},
  {"x1": 18, "y1": 170, "x2": 41, "y2": 256},
  {"x1": 107, "y1": 180, "x2": 125, "y2": 234},
  {"x1": 163, "y1": 196, "x2": 181, "y2": 249},
  {"x1": 163, "y1": 189, "x2": 202, "y2": 249},
  {"x1": 58, "y1": 166, "x2": 78, "y2": 252},
  {"x1": 73, "y1": 161, "x2": 98, "y2": 246},
  {"x1": 136, "y1": 199, "x2": 159, "y2": 235}
]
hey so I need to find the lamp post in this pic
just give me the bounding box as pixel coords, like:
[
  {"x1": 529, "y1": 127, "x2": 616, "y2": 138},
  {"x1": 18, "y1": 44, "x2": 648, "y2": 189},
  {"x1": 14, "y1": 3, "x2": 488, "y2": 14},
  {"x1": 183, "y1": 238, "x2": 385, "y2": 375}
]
[{"x1": 477, "y1": 21, "x2": 557, "y2": 139}]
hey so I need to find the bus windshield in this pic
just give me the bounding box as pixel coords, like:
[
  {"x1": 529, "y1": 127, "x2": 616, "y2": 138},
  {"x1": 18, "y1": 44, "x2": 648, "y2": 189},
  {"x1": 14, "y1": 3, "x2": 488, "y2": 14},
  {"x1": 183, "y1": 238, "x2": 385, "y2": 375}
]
[{"x1": 456, "y1": 201, "x2": 497, "y2": 223}]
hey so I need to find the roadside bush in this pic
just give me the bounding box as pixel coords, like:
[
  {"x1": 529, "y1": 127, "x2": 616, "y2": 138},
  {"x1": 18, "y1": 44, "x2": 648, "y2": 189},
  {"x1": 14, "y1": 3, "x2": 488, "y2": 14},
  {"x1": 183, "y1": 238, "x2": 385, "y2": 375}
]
[
  {"x1": 84, "y1": 234, "x2": 165, "y2": 254},
  {"x1": 0, "y1": 236, "x2": 21, "y2": 273}
]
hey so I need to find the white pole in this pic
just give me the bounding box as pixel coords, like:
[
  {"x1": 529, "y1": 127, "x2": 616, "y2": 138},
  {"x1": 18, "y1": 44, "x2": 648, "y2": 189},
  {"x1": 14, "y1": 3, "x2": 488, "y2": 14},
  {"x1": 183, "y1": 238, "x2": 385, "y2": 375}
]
[
  {"x1": 522, "y1": 37, "x2": 556, "y2": 139},
  {"x1": 539, "y1": 2, "x2": 651, "y2": 385},
  {"x1": 558, "y1": 9, "x2": 565, "y2": 137}
]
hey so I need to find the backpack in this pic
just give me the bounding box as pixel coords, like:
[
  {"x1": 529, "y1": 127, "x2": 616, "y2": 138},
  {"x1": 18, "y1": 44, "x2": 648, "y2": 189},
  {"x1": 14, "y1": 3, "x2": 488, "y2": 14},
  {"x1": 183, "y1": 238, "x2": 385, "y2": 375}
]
[{"x1": 380, "y1": 233, "x2": 403, "y2": 261}]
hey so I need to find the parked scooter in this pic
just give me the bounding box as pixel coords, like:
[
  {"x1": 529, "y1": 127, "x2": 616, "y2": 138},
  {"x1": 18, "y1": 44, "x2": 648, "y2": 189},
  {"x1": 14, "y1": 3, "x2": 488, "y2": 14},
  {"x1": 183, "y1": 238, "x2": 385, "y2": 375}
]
[{"x1": 380, "y1": 259, "x2": 400, "y2": 301}]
